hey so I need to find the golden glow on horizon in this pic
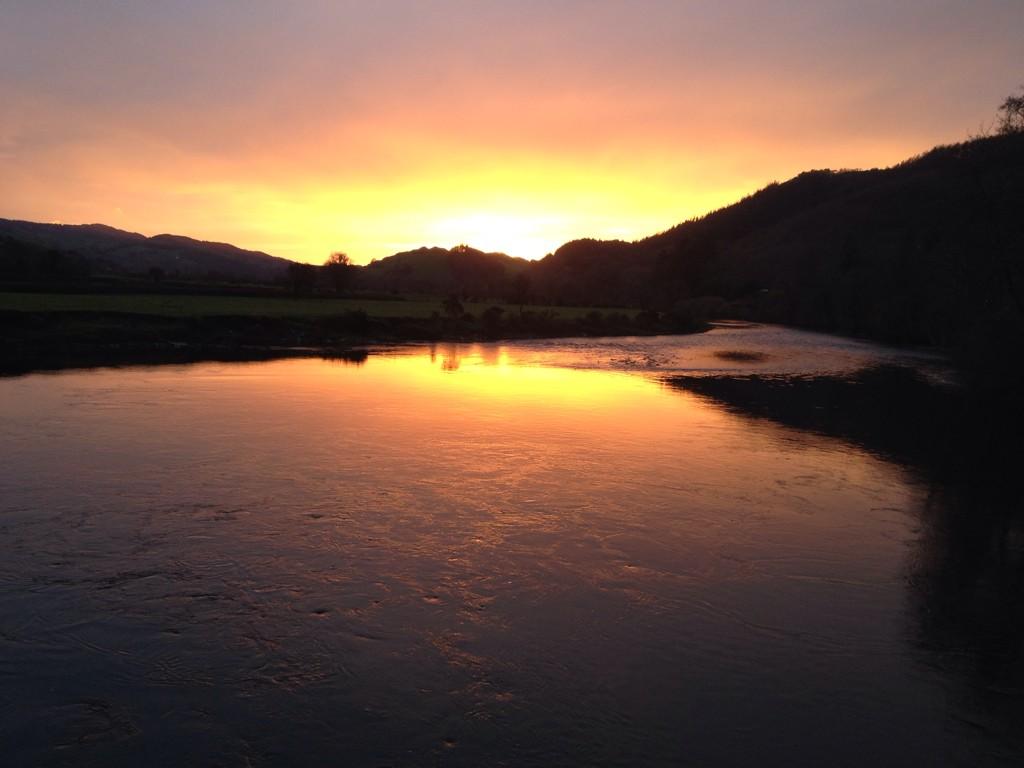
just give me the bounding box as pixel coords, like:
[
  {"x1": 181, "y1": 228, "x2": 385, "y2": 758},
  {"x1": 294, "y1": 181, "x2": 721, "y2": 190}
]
[
  {"x1": 3, "y1": 3, "x2": 1020, "y2": 265},
  {"x1": 0, "y1": 122, "x2": 955, "y2": 265},
  {"x1": 0, "y1": 121, "x2": 943, "y2": 265},
  {"x1": 427, "y1": 212, "x2": 564, "y2": 261},
  {"x1": 126, "y1": 160, "x2": 762, "y2": 265}
]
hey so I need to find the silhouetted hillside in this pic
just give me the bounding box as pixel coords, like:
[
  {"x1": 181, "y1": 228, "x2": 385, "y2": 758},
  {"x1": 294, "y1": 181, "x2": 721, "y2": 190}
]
[
  {"x1": 0, "y1": 235, "x2": 95, "y2": 282},
  {"x1": 0, "y1": 219, "x2": 293, "y2": 282},
  {"x1": 4, "y1": 132, "x2": 1022, "y2": 382},
  {"x1": 528, "y1": 132, "x2": 1024, "y2": 381},
  {"x1": 355, "y1": 134, "x2": 1023, "y2": 365},
  {"x1": 359, "y1": 244, "x2": 530, "y2": 299}
]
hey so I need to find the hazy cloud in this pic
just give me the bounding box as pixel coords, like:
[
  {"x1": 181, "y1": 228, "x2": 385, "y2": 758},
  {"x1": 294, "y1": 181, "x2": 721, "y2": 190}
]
[{"x1": 1, "y1": 1, "x2": 1021, "y2": 261}]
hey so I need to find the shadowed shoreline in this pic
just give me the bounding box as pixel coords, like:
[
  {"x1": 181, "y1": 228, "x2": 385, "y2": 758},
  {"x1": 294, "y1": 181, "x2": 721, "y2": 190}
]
[
  {"x1": 665, "y1": 365, "x2": 1024, "y2": 755},
  {"x1": 0, "y1": 308, "x2": 706, "y2": 377},
  {"x1": 665, "y1": 365, "x2": 1023, "y2": 482}
]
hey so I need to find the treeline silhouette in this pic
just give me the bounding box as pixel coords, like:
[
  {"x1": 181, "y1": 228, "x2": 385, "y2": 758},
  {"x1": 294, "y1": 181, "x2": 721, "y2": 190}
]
[
  {"x1": 3, "y1": 132, "x2": 1022, "y2": 382},
  {"x1": 0, "y1": 219, "x2": 292, "y2": 284},
  {"x1": 361, "y1": 133, "x2": 1024, "y2": 383},
  {"x1": 0, "y1": 236, "x2": 94, "y2": 283}
]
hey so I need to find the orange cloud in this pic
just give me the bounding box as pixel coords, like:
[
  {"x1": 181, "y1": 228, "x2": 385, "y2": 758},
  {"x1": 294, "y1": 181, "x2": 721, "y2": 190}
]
[{"x1": 2, "y1": 2, "x2": 1021, "y2": 263}]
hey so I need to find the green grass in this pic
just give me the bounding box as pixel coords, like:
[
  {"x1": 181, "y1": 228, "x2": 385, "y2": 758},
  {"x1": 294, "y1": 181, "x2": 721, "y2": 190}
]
[{"x1": 0, "y1": 292, "x2": 632, "y2": 321}]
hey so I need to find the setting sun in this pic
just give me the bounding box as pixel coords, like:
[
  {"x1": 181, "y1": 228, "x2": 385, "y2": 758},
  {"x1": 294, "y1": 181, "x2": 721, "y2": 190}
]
[
  {"x1": 3, "y1": 3, "x2": 1020, "y2": 263},
  {"x1": 427, "y1": 212, "x2": 563, "y2": 260}
]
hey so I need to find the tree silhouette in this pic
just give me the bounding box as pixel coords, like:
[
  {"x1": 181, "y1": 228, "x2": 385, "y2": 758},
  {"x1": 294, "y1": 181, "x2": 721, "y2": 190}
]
[
  {"x1": 997, "y1": 85, "x2": 1024, "y2": 135},
  {"x1": 509, "y1": 272, "x2": 531, "y2": 310},
  {"x1": 287, "y1": 262, "x2": 317, "y2": 295},
  {"x1": 442, "y1": 294, "x2": 464, "y2": 318},
  {"x1": 481, "y1": 305, "x2": 504, "y2": 337},
  {"x1": 323, "y1": 252, "x2": 354, "y2": 294}
]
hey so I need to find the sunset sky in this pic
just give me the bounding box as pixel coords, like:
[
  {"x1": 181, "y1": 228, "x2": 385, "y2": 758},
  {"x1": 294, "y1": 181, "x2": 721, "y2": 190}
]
[{"x1": 1, "y1": 1, "x2": 1021, "y2": 264}]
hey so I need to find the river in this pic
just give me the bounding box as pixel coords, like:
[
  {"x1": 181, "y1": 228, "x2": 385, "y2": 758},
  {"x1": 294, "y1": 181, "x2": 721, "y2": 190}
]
[{"x1": 0, "y1": 325, "x2": 1020, "y2": 766}]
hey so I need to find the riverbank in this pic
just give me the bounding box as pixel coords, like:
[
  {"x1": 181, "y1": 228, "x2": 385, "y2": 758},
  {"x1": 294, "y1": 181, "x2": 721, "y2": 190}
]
[{"x1": 0, "y1": 294, "x2": 704, "y2": 375}]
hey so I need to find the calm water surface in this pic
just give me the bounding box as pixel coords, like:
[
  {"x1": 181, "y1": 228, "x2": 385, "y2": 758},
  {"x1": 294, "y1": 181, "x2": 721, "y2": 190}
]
[{"x1": 0, "y1": 326, "x2": 1020, "y2": 766}]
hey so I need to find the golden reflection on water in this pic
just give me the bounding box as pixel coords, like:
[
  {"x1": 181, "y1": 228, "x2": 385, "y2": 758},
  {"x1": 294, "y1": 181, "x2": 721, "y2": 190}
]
[
  {"x1": 253, "y1": 348, "x2": 909, "y2": 562},
  {"x1": 390, "y1": 342, "x2": 667, "y2": 403},
  {"x1": 306, "y1": 342, "x2": 715, "y2": 450},
  {"x1": 1, "y1": 340, "x2": 1013, "y2": 767}
]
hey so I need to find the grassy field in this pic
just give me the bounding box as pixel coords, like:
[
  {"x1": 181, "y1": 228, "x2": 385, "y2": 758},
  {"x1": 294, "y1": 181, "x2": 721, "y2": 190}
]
[{"x1": 0, "y1": 292, "x2": 632, "y2": 320}]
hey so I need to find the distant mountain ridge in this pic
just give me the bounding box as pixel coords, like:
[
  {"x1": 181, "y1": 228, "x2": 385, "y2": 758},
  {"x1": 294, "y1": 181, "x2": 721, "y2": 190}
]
[
  {"x1": 0, "y1": 219, "x2": 294, "y2": 282},
  {"x1": 3, "y1": 131, "x2": 1022, "y2": 375}
]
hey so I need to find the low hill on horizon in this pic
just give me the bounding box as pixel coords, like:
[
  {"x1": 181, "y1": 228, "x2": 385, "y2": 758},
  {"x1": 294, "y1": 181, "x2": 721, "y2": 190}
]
[
  {"x1": 360, "y1": 244, "x2": 530, "y2": 298},
  {"x1": 0, "y1": 219, "x2": 294, "y2": 282},
  {"x1": 3, "y1": 130, "x2": 1022, "y2": 378}
]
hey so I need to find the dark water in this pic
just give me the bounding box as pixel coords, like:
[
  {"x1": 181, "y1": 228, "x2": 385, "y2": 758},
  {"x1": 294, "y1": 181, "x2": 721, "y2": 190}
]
[{"x1": 0, "y1": 326, "x2": 1020, "y2": 767}]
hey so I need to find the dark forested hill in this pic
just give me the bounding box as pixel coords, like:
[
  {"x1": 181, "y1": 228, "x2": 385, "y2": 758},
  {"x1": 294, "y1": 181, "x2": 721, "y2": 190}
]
[
  {"x1": 530, "y1": 133, "x2": 1024, "y2": 376},
  {"x1": 359, "y1": 244, "x2": 531, "y2": 299},
  {"x1": 354, "y1": 134, "x2": 1022, "y2": 356},
  {"x1": 0, "y1": 219, "x2": 293, "y2": 282},
  {"x1": 3, "y1": 132, "x2": 1022, "y2": 380}
]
